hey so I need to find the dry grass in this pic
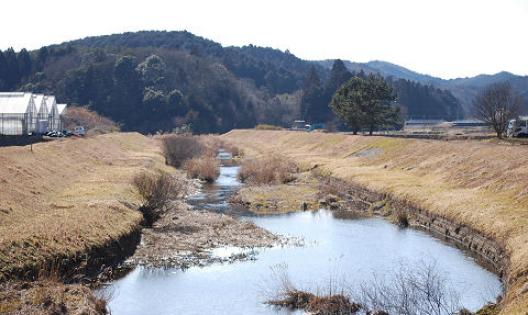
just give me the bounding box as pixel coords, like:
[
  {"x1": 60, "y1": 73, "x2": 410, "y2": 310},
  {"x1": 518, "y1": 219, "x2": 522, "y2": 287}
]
[
  {"x1": 184, "y1": 157, "x2": 220, "y2": 182},
  {"x1": 255, "y1": 124, "x2": 283, "y2": 130},
  {"x1": 222, "y1": 130, "x2": 528, "y2": 315},
  {"x1": 232, "y1": 172, "x2": 320, "y2": 214},
  {"x1": 0, "y1": 132, "x2": 172, "y2": 281},
  {"x1": 238, "y1": 155, "x2": 298, "y2": 185},
  {"x1": 0, "y1": 279, "x2": 108, "y2": 314}
]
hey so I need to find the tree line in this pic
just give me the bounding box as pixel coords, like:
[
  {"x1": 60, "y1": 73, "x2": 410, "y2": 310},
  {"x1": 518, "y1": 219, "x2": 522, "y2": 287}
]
[{"x1": 1, "y1": 31, "x2": 465, "y2": 134}]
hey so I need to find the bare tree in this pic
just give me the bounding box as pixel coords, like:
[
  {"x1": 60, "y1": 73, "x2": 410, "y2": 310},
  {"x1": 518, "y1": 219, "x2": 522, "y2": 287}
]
[{"x1": 473, "y1": 82, "x2": 523, "y2": 138}]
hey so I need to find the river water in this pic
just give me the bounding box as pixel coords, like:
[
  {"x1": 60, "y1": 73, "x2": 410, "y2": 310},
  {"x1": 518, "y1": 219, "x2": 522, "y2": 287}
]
[{"x1": 101, "y1": 166, "x2": 502, "y2": 315}]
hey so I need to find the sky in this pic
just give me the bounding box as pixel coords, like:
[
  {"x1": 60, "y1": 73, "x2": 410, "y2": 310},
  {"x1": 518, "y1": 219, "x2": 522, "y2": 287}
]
[{"x1": 1, "y1": 0, "x2": 527, "y2": 79}]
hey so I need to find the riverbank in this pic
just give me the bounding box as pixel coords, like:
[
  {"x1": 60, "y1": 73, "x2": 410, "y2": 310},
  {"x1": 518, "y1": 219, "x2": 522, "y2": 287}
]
[
  {"x1": 0, "y1": 133, "x2": 174, "y2": 282},
  {"x1": 126, "y1": 199, "x2": 280, "y2": 269},
  {"x1": 221, "y1": 130, "x2": 528, "y2": 315}
]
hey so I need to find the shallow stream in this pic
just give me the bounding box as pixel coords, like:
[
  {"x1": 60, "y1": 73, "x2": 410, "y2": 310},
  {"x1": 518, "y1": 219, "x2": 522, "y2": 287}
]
[{"x1": 101, "y1": 166, "x2": 502, "y2": 315}]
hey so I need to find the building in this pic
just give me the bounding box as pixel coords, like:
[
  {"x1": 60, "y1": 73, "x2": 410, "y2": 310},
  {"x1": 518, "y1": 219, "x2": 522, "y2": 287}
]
[
  {"x1": 0, "y1": 92, "x2": 67, "y2": 135},
  {"x1": 0, "y1": 93, "x2": 37, "y2": 135}
]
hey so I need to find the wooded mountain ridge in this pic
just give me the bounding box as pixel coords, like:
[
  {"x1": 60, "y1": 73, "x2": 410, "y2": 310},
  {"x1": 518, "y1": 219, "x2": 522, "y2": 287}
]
[
  {"x1": 0, "y1": 30, "x2": 524, "y2": 133},
  {"x1": 317, "y1": 59, "x2": 528, "y2": 114}
]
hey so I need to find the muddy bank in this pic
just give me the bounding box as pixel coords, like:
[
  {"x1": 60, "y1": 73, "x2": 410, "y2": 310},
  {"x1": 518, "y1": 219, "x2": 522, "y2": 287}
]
[{"x1": 124, "y1": 199, "x2": 280, "y2": 269}]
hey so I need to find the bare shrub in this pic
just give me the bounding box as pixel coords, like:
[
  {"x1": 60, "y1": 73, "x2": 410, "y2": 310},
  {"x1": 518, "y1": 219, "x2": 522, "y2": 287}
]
[
  {"x1": 356, "y1": 262, "x2": 461, "y2": 315},
  {"x1": 266, "y1": 265, "x2": 360, "y2": 315},
  {"x1": 238, "y1": 155, "x2": 298, "y2": 185},
  {"x1": 161, "y1": 135, "x2": 204, "y2": 167},
  {"x1": 62, "y1": 106, "x2": 120, "y2": 134},
  {"x1": 184, "y1": 157, "x2": 220, "y2": 182},
  {"x1": 267, "y1": 262, "x2": 463, "y2": 315},
  {"x1": 133, "y1": 171, "x2": 183, "y2": 226}
]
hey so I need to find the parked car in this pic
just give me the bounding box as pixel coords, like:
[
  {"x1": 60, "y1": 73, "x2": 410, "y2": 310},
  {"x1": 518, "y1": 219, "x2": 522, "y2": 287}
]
[
  {"x1": 73, "y1": 126, "x2": 86, "y2": 136},
  {"x1": 507, "y1": 116, "x2": 528, "y2": 138}
]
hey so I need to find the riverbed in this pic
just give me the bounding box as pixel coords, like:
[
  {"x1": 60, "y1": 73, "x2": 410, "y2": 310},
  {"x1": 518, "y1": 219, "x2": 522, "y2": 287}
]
[{"x1": 100, "y1": 166, "x2": 502, "y2": 315}]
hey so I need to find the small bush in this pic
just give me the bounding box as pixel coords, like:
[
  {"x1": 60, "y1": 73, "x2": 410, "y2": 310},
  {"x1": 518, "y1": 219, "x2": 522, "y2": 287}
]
[
  {"x1": 238, "y1": 155, "x2": 298, "y2": 185},
  {"x1": 394, "y1": 209, "x2": 409, "y2": 227},
  {"x1": 185, "y1": 157, "x2": 220, "y2": 182},
  {"x1": 133, "y1": 171, "x2": 182, "y2": 226},
  {"x1": 161, "y1": 135, "x2": 204, "y2": 168},
  {"x1": 224, "y1": 143, "x2": 244, "y2": 157},
  {"x1": 255, "y1": 124, "x2": 283, "y2": 130}
]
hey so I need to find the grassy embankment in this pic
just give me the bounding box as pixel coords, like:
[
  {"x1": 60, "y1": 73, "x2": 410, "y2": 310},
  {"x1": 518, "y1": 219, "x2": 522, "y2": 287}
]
[
  {"x1": 222, "y1": 130, "x2": 528, "y2": 315},
  {"x1": 0, "y1": 133, "x2": 172, "y2": 282}
]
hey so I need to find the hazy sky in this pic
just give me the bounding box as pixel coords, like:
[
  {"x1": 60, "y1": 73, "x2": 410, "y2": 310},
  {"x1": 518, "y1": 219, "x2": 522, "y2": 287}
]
[{"x1": 1, "y1": 0, "x2": 527, "y2": 79}]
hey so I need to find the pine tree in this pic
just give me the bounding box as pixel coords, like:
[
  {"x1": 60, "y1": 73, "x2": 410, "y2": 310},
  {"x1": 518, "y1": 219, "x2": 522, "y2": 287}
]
[
  {"x1": 300, "y1": 66, "x2": 323, "y2": 122},
  {"x1": 0, "y1": 50, "x2": 7, "y2": 90},
  {"x1": 330, "y1": 75, "x2": 401, "y2": 135},
  {"x1": 17, "y1": 48, "x2": 32, "y2": 79},
  {"x1": 4, "y1": 48, "x2": 20, "y2": 89}
]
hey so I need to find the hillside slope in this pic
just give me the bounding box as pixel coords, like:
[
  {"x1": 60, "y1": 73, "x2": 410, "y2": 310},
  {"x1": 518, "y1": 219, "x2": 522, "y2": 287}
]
[
  {"x1": 0, "y1": 31, "x2": 469, "y2": 132},
  {"x1": 222, "y1": 130, "x2": 528, "y2": 315}
]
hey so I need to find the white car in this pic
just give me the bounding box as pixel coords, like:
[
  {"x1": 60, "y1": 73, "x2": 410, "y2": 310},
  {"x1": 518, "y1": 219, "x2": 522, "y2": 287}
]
[
  {"x1": 73, "y1": 126, "x2": 86, "y2": 136},
  {"x1": 507, "y1": 116, "x2": 528, "y2": 138}
]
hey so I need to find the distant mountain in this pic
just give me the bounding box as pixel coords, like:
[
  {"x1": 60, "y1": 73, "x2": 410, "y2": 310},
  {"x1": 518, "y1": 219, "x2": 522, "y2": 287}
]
[
  {"x1": 2, "y1": 30, "x2": 523, "y2": 133},
  {"x1": 317, "y1": 60, "x2": 528, "y2": 115}
]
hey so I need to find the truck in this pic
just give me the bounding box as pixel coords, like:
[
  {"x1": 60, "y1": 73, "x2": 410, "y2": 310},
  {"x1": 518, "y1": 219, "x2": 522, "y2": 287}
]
[{"x1": 507, "y1": 116, "x2": 528, "y2": 138}]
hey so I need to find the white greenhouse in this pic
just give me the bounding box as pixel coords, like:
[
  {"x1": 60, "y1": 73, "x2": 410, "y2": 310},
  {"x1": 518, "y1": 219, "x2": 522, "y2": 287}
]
[{"x1": 0, "y1": 92, "x2": 67, "y2": 135}]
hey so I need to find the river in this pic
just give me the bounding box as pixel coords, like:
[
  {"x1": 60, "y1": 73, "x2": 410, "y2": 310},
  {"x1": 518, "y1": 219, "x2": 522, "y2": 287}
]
[{"x1": 100, "y1": 166, "x2": 502, "y2": 315}]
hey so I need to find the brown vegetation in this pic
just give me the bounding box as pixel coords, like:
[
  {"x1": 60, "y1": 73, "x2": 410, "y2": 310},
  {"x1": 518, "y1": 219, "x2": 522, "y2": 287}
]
[
  {"x1": 62, "y1": 106, "x2": 120, "y2": 135},
  {"x1": 231, "y1": 171, "x2": 320, "y2": 214},
  {"x1": 129, "y1": 200, "x2": 279, "y2": 269},
  {"x1": 184, "y1": 157, "x2": 220, "y2": 182},
  {"x1": 268, "y1": 263, "x2": 462, "y2": 315},
  {"x1": 222, "y1": 130, "x2": 528, "y2": 314},
  {"x1": 238, "y1": 155, "x2": 298, "y2": 185},
  {"x1": 255, "y1": 124, "x2": 283, "y2": 131},
  {"x1": 269, "y1": 290, "x2": 360, "y2": 315},
  {"x1": 0, "y1": 133, "x2": 171, "y2": 281},
  {"x1": 0, "y1": 279, "x2": 109, "y2": 315},
  {"x1": 133, "y1": 171, "x2": 185, "y2": 226},
  {"x1": 161, "y1": 134, "x2": 204, "y2": 167}
]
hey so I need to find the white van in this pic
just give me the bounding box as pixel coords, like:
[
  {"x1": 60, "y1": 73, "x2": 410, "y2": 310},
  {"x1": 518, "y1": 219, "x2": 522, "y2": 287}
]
[
  {"x1": 73, "y1": 126, "x2": 86, "y2": 136},
  {"x1": 507, "y1": 116, "x2": 528, "y2": 138}
]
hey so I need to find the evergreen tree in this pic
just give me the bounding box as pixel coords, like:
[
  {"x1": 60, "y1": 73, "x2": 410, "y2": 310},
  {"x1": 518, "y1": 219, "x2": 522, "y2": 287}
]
[
  {"x1": 325, "y1": 59, "x2": 353, "y2": 94},
  {"x1": 300, "y1": 66, "x2": 323, "y2": 122},
  {"x1": 136, "y1": 55, "x2": 167, "y2": 90},
  {"x1": 4, "y1": 48, "x2": 20, "y2": 89},
  {"x1": 0, "y1": 50, "x2": 7, "y2": 90},
  {"x1": 330, "y1": 75, "x2": 401, "y2": 135},
  {"x1": 111, "y1": 56, "x2": 144, "y2": 126},
  {"x1": 17, "y1": 48, "x2": 32, "y2": 79},
  {"x1": 36, "y1": 47, "x2": 49, "y2": 71},
  {"x1": 319, "y1": 59, "x2": 353, "y2": 122}
]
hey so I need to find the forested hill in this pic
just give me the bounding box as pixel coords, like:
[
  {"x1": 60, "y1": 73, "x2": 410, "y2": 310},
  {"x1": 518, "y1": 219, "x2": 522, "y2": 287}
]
[
  {"x1": 317, "y1": 60, "x2": 528, "y2": 114},
  {"x1": 0, "y1": 31, "x2": 464, "y2": 133}
]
